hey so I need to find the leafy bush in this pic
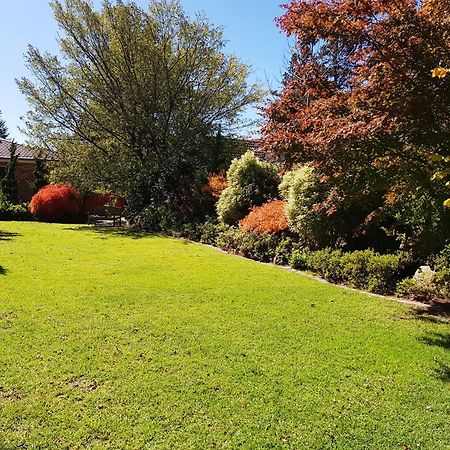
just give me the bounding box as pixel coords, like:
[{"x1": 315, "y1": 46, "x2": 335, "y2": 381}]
[
  {"x1": 395, "y1": 277, "x2": 440, "y2": 302},
  {"x1": 302, "y1": 248, "x2": 408, "y2": 294},
  {"x1": 132, "y1": 204, "x2": 180, "y2": 232},
  {"x1": 199, "y1": 222, "x2": 230, "y2": 245},
  {"x1": 217, "y1": 151, "x2": 280, "y2": 224},
  {"x1": 306, "y1": 249, "x2": 345, "y2": 282},
  {"x1": 29, "y1": 184, "x2": 82, "y2": 223},
  {"x1": 239, "y1": 199, "x2": 288, "y2": 234},
  {"x1": 432, "y1": 243, "x2": 450, "y2": 294},
  {"x1": 281, "y1": 166, "x2": 337, "y2": 249},
  {"x1": 202, "y1": 173, "x2": 228, "y2": 200},
  {"x1": 0, "y1": 195, "x2": 31, "y2": 221},
  {"x1": 289, "y1": 250, "x2": 308, "y2": 270},
  {"x1": 365, "y1": 253, "x2": 407, "y2": 294},
  {"x1": 216, "y1": 227, "x2": 281, "y2": 262}
]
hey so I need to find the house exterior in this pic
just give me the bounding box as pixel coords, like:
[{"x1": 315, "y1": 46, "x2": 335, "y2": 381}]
[{"x1": 0, "y1": 139, "x2": 36, "y2": 202}]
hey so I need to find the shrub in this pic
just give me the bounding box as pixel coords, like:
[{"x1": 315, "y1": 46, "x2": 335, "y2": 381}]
[
  {"x1": 298, "y1": 247, "x2": 408, "y2": 294},
  {"x1": 29, "y1": 184, "x2": 82, "y2": 223},
  {"x1": 289, "y1": 250, "x2": 308, "y2": 270},
  {"x1": 132, "y1": 204, "x2": 179, "y2": 232},
  {"x1": 202, "y1": 173, "x2": 228, "y2": 200},
  {"x1": 432, "y1": 243, "x2": 450, "y2": 294},
  {"x1": 395, "y1": 277, "x2": 438, "y2": 302},
  {"x1": 217, "y1": 151, "x2": 280, "y2": 224},
  {"x1": 239, "y1": 199, "x2": 288, "y2": 234},
  {"x1": 273, "y1": 236, "x2": 301, "y2": 266},
  {"x1": 306, "y1": 248, "x2": 344, "y2": 282},
  {"x1": 282, "y1": 166, "x2": 336, "y2": 248},
  {"x1": 199, "y1": 222, "x2": 229, "y2": 246},
  {"x1": 0, "y1": 196, "x2": 31, "y2": 221},
  {"x1": 83, "y1": 193, "x2": 125, "y2": 214},
  {"x1": 216, "y1": 227, "x2": 280, "y2": 262},
  {"x1": 365, "y1": 253, "x2": 407, "y2": 294},
  {"x1": 340, "y1": 250, "x2": 375, "y2": 289}
]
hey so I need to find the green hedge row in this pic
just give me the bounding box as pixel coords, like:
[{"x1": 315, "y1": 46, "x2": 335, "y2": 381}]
[{"x1": 180, "y1": 223, "x2": 410, "y2": 295}]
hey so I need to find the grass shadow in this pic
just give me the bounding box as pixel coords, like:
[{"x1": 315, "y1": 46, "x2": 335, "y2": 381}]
[
  {"x1": 0, "y1": 266, "x2": 6, "y2": 275},
  {"x1": 418, "y1": 330, "x2": 450, "y2": 382},
  {"x1": 0, "y1": 230, "x2": 20, "y2": 241},
  {"x1": 64, "y1": 225, "x2": 169, "y2": 241},
  {"x1": 419, "y1": 331, "x2": 450, "y2": 350}
]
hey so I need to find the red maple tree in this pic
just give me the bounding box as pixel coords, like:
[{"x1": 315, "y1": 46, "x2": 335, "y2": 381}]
[{"x1": 262, "y1": 0, "x2": 450, "y2": 200}]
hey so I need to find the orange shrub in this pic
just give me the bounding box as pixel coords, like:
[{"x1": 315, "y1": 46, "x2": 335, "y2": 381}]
[
  {"x1": 29, "y1": 184, "x2": 82, "y2": 223},
  {"x1": 239, "y1": 199, "x2": 289, "y2": 234},
  {"x1": 202, "y1": 173, "x2": 228, "y2": 199}
]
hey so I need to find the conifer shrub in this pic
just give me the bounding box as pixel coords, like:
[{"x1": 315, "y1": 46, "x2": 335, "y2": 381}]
[{"x1": 217, "y1": 151, "x2": 280, "y2": 224}]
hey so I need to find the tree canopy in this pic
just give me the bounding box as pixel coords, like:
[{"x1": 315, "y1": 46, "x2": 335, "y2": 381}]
[
  {"x1": 261, "y1": 0, "x2": 450, "y2": 253},
  {"x1": 19, "y1": 0, "x2": 262, "y2": 221}
]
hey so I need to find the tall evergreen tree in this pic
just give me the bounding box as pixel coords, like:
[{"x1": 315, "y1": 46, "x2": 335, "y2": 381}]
[
  {"x1": 33, "y1": 153, "x2": 49, "y2": 193},
  {"x1": 0, "y1": 142, "x2": 19, "y2": 204},
  {"x1": 0, "y1": 110, "x2": 8, "y2": 139}
]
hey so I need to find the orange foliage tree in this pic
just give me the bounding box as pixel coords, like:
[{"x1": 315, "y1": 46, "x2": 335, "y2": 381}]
[
  {"x1": 262, "y1": 0, "x2": 450, "y2": 201},
  {"x1": 29, "y1": 184, "x2": 82, "y2": 223},
  {"x1": 239, "y1": 200, "x2": 289, "y2": 234},
  {"x1": 260, "y1": 0, "x2": 450, "y2": 253}
]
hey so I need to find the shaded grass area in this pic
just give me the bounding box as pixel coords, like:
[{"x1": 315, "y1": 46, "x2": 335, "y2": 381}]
[{"x1": 0, "y1": 222, "x2": 449, "y2": 449}]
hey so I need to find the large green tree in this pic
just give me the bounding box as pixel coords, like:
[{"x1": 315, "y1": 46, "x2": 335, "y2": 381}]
[{"x1": 19, "y1": 0, "x2": 262, "y2": 222}]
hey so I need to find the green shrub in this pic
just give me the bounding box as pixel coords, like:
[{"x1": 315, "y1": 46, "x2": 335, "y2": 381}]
[
  {"x1": 432, "y1": 244, "x2": 450, "y2": 294},
  {"x1": 216, "y1": 227, "x2": 280, "y2": 262},
  {"x1": 301, "y1": 248, "x2": 408, "y2": 294},
  {"x1": 340, "y1": 250, "x2": 375, "y2": 289},
  {"x1": 289, "y1": 250, "x2": 308, "y2": 270},
  {"x1": 217, "y1": 151, "x2": 280, "y2": 224},
  {"x1": 365, "y1": 253, "x2": 406, "y2": 294},
  {"x1": 0, "y1": 194, "x2": 31, "y2": 221},
  {"x1": 198, "y1": 222, "x2": 229, "y2": 245},
  {"x1": 306, "y1": 248, "x2": 344, "y2": 282},
  {"x1": 273, "y1": 237, "x2": 300, "y2": 266},
  {"x1": 281, "y1": 166, "x2": 335, "y2": 249}
]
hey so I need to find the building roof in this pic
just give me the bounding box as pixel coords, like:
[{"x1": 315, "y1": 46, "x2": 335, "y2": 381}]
[{"x1": 0, "y1": 139, "x2": 36, "y2": 161}]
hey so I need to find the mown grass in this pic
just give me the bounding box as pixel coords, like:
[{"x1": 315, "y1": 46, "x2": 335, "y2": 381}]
[{"x1": 0, "y1": 222, "x2": 449, "y2": 449}]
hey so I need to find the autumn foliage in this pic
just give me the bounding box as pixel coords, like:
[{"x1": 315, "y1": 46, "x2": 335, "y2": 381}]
[
  {"x1": 262, "y1": 0, "x2": 450, "y2": 196},
  {"x1": 259, "y1": 0, "x2": 450, "y2": 253},
  {"x1": 202, "y1": 173, "x2": 228, "y2": 199},
  {"x1": 239, "y1": 200, "x2": 289, "y2": 234},
  {"x1": 29, "y1": 184, "x2": 82, "y2": 222}
]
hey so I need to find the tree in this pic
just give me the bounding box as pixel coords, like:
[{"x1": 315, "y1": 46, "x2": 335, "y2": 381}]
[
  {"x1": 33, "y1": 152, "x2": 49, "y2": 193},
  {"x1": 0, "y1": 142, "x2": 19, "y2": 204},
  {"x1": 18, "y1": 0, "x2": 262, "y2": 224},
  {"x1": 261, "y1": 0, "x2": 450, "y2": 252},
  {"x1": 0, "y1": 110, "x2": 8, "y2": 139}
]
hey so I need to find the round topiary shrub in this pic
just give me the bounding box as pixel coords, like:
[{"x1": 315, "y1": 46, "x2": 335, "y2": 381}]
[
  {"x1": 29, "y1": 183, "x2": 82, "y2": 223},
  {"x1": 217, "y1": 151, "x2": 280, "y2": 224}
]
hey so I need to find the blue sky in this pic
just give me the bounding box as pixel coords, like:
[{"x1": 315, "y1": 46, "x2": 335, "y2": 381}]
[{"x1": 0, "y1": 1, "x2": 290, "y2": 141}]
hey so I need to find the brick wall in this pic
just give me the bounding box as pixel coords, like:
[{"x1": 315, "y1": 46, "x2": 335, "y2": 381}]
[{"x1": 0, "y1": 160, "x2": 36, "y2": 202}]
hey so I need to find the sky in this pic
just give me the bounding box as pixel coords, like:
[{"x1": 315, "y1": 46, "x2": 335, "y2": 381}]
[{"x1": 0, "y1": 1, "x2": 291, "y2": 141}]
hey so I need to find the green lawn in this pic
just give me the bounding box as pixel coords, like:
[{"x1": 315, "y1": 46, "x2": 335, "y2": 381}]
[{"x1": 0, "y1": 222, "x2": 449, "y2": 449}]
